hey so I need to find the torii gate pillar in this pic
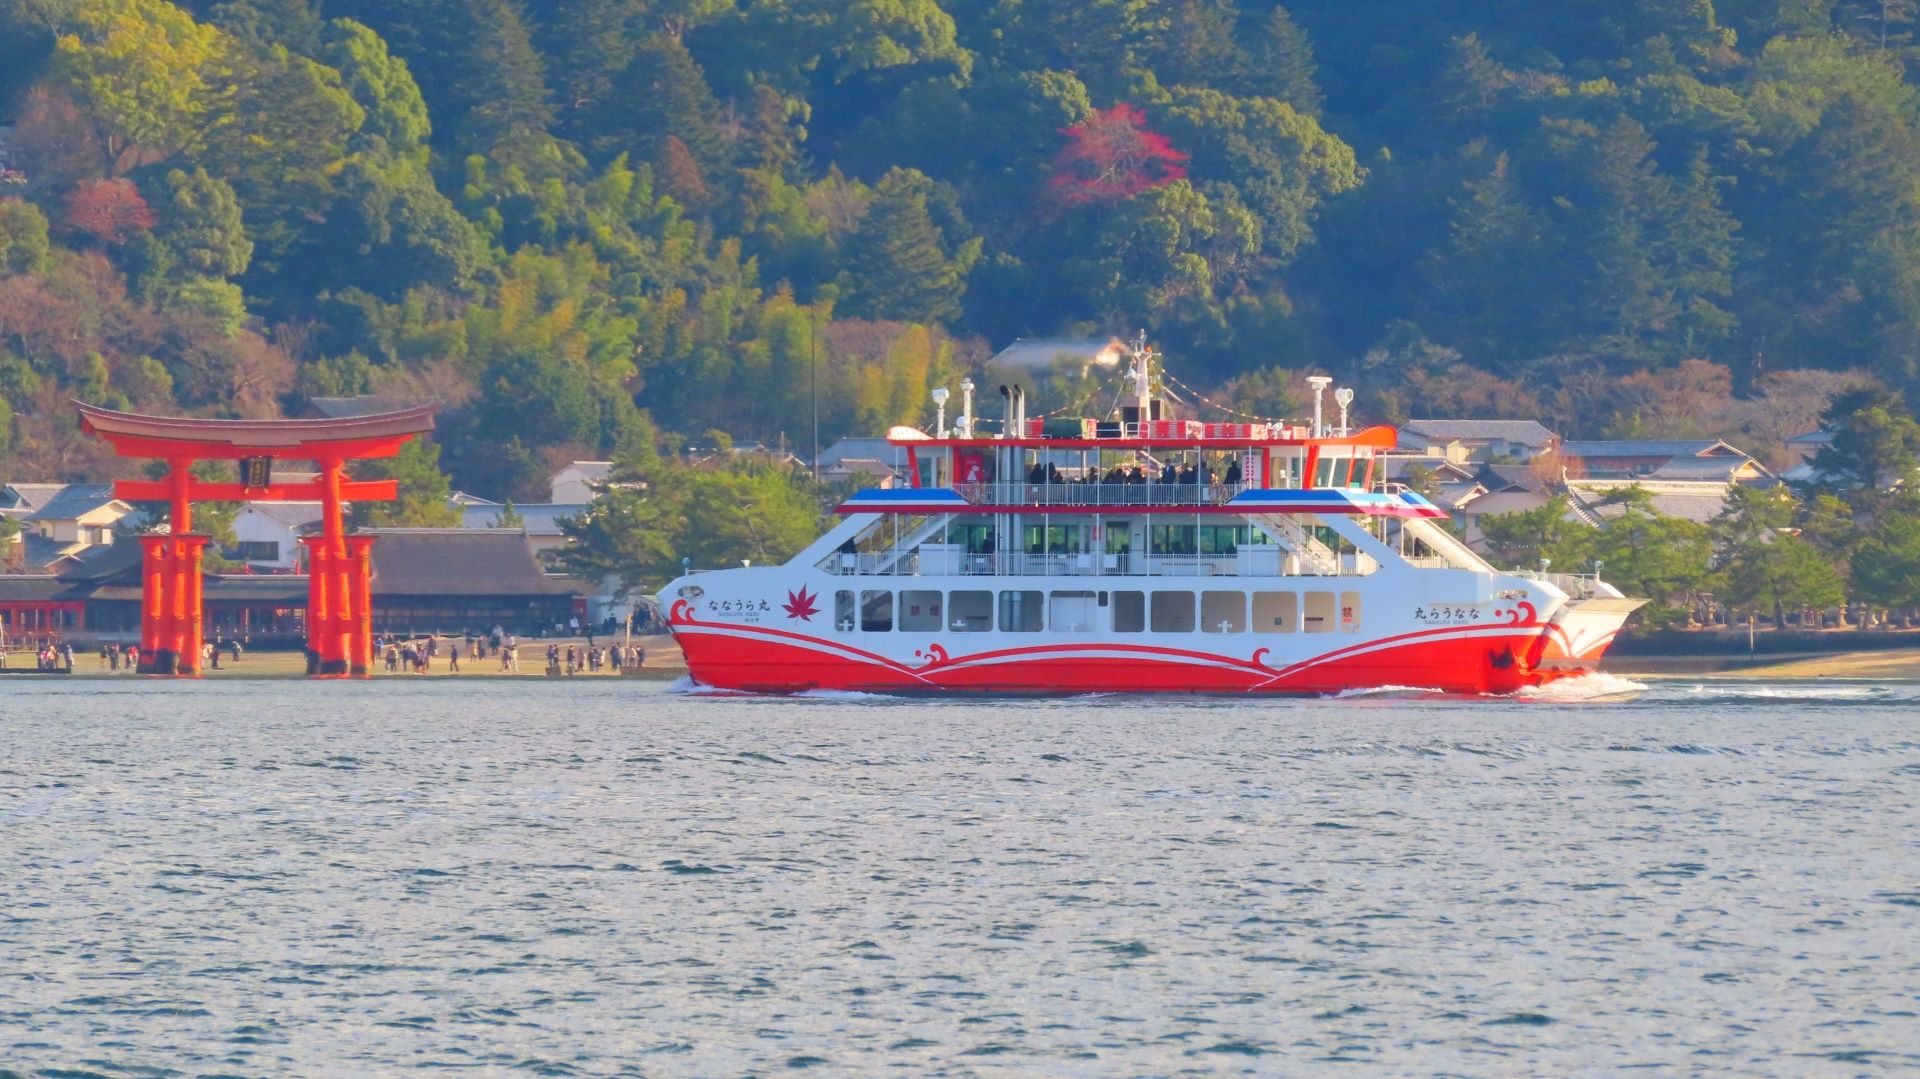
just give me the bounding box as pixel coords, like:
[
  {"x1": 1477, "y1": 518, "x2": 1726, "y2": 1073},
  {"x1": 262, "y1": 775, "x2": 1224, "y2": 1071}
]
[{"x1": 76, "y1": 402, "x2": 437, "y2": 678}]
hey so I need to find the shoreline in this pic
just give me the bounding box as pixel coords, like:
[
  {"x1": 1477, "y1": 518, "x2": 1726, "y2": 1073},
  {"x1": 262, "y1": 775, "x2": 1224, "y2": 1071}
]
[{"x1": 1605, "y1": 647, "x2": 1920, "y2": 680}]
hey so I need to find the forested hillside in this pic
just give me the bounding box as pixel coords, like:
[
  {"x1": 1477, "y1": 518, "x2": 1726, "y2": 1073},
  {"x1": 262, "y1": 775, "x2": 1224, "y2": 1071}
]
[{"x1": 1, "y1": 0, "x2": 1917, "y2": 499}]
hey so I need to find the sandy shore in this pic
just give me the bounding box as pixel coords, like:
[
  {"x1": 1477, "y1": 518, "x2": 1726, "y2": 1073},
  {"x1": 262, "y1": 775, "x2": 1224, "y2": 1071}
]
[
  {"x1": 7, "y1": 634, "x2": 687, "y2": 680},
  {"x1": 1608, "y1": 648, "x2": 1920, "y2": 680}
]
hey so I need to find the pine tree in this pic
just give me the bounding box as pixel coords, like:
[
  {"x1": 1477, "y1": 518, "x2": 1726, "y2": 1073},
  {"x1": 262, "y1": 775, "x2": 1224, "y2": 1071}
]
[
  {"x1": 451, "y1": 0, "x2": 556, "y2": 158},
  {"x1": 837, "y1": 168, "x2": 979, "y2": 324},
  {"x1": 1249, "y1": 6, "x2": 1322, "y2": 117},
  {"x1": 605, "y1": 34, "x2": 727, "y2": 172},
  {"x1": 530, "y1": 0, "x2": 648, "y2": 151}
]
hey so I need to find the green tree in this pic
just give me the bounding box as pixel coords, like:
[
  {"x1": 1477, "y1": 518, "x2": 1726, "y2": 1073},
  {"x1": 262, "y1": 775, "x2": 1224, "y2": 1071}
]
[
  {"x1": 323, "y1": 18, "x2": 432, "y2": 152},
  {"x1": 149, "y1": 167, "x2": 252, "y2": 279},
  {"x1": 1477, "y1": 496, "x2": 1596, "y2": 570},
  {"x1": 1724, "y1": 533, "x2": 1845, "y2": 626},
  {"x1": 450, "y1": 0, "x2": 557, "y2": 158},
  {"x1": 47, "y1": 0, "x2": 225, "y2": 171},
  {"x1": 1588, "y1": 487, "x2": 1716, "y2": 617},
  {"x1": 1246, "y1": 5, "x2": 1322, "y2": 116},
  {"x1": 0, "y1": 200, "x2": 52, "y2": 274},
  {"x1": 352, "y1": 438, "x2": 459, "y2": 526},
  {"x1": 206, "y1": 0, "x2": 325, "y2": 56},
  {"x1": 201, "y1": 42, "x2": 366, "y2": 259},
  {"x1": 1849, "y1": 504, "x2": 1920, "y2": 620},
  {"x1": 836, "y1": 167, "x2": 980, "y2": 323}
]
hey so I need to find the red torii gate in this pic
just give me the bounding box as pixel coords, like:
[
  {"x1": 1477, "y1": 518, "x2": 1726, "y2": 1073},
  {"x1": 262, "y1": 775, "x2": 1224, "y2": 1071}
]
[{"x1": 76, "y1": 402, "x2": 437, "y2": 677}]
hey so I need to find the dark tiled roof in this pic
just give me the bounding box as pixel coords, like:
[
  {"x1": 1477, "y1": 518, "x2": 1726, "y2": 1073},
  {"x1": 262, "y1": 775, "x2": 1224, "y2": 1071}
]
[
  {"x1": 55, "y1": 536, "x2": 146, "y2": 582},
  {"x1": 1403, "y1": 419, "x2": 1559, "y2": 445},
  {"x1": 22, "y1": 483, "x2": 121, "y2": 522},
  {"x1": 295, "y1": 395, "x2": 438, "y2": 419},
  {"x1": 205, "y1": 576, "x2": 309, "y2": 602},
  {"x1": 366, "y1": 529, "x2": 579, "y2": 598},
  {"x1": 1560, "y1": 439, "x2": 1740, "y2": 459},
  {"x1": 0, "y1": 574, "x2": 80, "y2": 601},
  {"x1": 1479, "y1": 463, "x2": 1550, "y2": 492}
]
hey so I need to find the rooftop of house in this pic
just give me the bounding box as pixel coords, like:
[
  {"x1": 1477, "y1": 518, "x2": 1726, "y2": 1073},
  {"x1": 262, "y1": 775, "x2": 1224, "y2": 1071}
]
[
  {"x1": 1378, "y1": 454, "x2": 1478, "y2": 483},
  {"x1": 448, "y1": 490, "x2": 500, "y2": 507},
  {"x1": 1476, "y1": 463, "x2": 1552, "y2": 493},
  {"x1": 1567, "y1": 478, "x2": 1735, "y2": 525},
  {"x1": 988, "y1": 336, "x2": 1128, "y2": 370},
  {"x1": 22, "y1": 483, "x2": 125, "y2": 523},
  {"x1": 237, "y1": 501, "x2": 325, "y2": 529},
  {"x1": 364, "y1": 529, "x2": 579, "y2": 598},
  {"x1": 1646, "y1": 456, "x2": 1773, "y2": 482},
  {"x1": 817, "y1": 437, "x2": 909, "y2": 468},
  {"x1": 458, "y1": 503, "x2": 585, "y2": 535},
  {"x1": 552, "y1": 460, "x2": 614, "y2": 481},
  {"x1": 1560, "y1": 438, "x2": 1745, "y2": 460},
  {"x1": 1401, "y1": 419, "x2": 1560, "y2": 445},
  {"x1": 296, "y1": 395, "x2": 439, "y2": 419}
]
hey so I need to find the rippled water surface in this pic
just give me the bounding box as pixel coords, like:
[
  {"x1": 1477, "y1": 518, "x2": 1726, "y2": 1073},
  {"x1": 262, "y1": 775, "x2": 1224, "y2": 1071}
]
[{"x1": 2, "y1": 677, "x2": 1917, "y2": 1076}]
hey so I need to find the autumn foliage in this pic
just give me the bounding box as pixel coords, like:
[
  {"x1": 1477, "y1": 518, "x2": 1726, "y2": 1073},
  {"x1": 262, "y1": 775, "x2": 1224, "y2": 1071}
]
[
  {"x1": 1046, "y1": 104, "x2": 1188, "y2": 207},
  {"x1": 63, "y1": 178, "x2": 155, "y2": 246}
]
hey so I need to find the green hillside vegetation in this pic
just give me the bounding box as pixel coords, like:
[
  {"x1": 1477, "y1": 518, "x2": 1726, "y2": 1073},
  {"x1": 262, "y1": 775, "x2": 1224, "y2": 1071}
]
[{"x1": 1, "y1": 0, "x2": 1919, "y2": 613}]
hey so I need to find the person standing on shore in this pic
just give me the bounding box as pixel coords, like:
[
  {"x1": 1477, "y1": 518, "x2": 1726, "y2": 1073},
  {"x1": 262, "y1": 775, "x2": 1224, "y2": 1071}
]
[{"x1": 448, "y1": 641, "x2": 462, "y2": 673}]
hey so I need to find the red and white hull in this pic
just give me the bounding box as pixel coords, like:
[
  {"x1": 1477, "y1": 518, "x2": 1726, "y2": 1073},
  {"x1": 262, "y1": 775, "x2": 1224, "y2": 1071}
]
[{"x1": 661, "y1": 575, "x2": 1637, "y2": 697}]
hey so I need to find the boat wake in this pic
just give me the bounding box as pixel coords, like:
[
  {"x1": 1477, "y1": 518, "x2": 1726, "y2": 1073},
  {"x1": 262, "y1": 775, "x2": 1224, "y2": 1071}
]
[{"x1": 1516, "y1": 671, "x2": 1649, "y2": 702}]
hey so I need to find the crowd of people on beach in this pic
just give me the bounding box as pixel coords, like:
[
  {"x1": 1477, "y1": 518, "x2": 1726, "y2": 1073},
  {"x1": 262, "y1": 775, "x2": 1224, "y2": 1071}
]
[{"x1": 373, "y1": 628, "x2": 646, "y2": 675}]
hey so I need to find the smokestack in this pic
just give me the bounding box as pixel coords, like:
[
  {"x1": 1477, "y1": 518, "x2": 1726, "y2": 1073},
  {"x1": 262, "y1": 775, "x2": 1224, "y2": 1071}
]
[{"x1": 999, "y1": 385, "x2": 1012, "y2": 440}]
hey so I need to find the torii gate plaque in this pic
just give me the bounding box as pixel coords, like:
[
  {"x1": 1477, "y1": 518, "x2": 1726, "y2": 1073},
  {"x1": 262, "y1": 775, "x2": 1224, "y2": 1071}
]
[{"x1": 76, "y1": 402, "x2": 437, "y2": 677}]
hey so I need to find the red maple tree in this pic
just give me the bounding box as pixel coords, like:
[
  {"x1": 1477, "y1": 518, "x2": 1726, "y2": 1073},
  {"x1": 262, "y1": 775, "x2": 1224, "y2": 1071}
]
[
  {"x1": 64, "y1": 178, "x2": 155, "y2": 246},
  {"x1": 1046, "y1": 103, "x2": 1188, "y2": 207}
]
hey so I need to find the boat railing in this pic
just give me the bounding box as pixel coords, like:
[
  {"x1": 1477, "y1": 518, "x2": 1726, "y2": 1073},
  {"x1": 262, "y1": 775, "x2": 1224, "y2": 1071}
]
[
  {"x1": 1511, "y1": 570, "x2": 1603, "y2": 598},
  {"x1": 819, "y1": 550, "x2": 1342, "y2": 579},
  {"x1": 963, "y1": 481, "x2": 1251, "y2": 508}
]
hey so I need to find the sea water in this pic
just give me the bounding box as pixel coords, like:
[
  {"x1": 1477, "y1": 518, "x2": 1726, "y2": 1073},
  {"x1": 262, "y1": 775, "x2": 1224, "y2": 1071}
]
[{"x1": 0, "y1": 677, "x2": 1915, "y2": 1075}]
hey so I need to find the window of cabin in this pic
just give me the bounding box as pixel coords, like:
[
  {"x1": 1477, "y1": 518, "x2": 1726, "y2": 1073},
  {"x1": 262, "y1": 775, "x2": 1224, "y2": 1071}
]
[
  {"x1": 835, "y1": 590, "x2": 855, "y2": 632},
  {"x1": 1340, "y1": 590, "x2": 1362, "y2": 633},
  {"x1": 949, "y1": 590, "x2": 992, "y2": 631},
  {"x1": 899, "y1": 589, "x2": 942, "y2": 631},
  {"x1": 860, "y1": 590, "x2": 893, "y2": 632},
  {"x1": 1304, "y1": 591, "x2": 1335, "y2": 633},
  {"x1": 1048, "y1": 591, "x2": 1098, "y2": 633},
  {"x1": 1253, "y1": 592, "x2": 1298, "y2": 633},
  {"x1": 1112, "y1": 590, "x2": 1146, "y2": 632},
  {"x1": 998, "y1": 590, "x2": 1043, "y2": 632},
  {"x1": 1150, "y1": 591, "x2": 1195, "y2": 632},
  {"x1": 1201, "y1": 591, "x2": 1246, "y2": 633}
]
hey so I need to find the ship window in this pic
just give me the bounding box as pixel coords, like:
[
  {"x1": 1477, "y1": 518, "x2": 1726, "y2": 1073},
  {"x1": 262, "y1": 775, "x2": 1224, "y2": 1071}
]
[
  {"x1": 998, "y1": 590, "x2": 1043, "y2": 632},
  {"x1": 1253, "y1": 591, "x2": 1297, "y2": 633},
  {"x1": 835, "y1": 590, "x2": 855, "y2": 633},
  {"x1": 1150, "y1": 591, "x2": 1195, "y2": 633},
  {"x1": 1150, "y1": 524, "x2": 1196, "y2": 555},
  {"x1": 1304, "y1": 591, "x2": 1335, "y2": 633},
  {"x1": 1049, "y1": 591, "x2": 1098, "y2": 633},
  {"x1": 1340, "y1": 591, "x2": 1362, "y2": 633},
  {"x1": 1113, "y1": 591, "x2": 1145, "y2": 632},
  {"x1": 1201, "y1": 591, "x2": 1246, "y2": 633},
  {"x1": 899, "y1": 590, "x2": 942, "y2": 631},
  {"x1": 860, "y1": 590, "x2": 893, "y2": 632},
  {"x1": 949, "y1": 590, "x2": 992, "y2": 631}
]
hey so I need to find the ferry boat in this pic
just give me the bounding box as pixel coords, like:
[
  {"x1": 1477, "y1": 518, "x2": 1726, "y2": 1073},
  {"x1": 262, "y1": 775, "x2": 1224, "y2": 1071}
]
[{"x1": 660, "y1": 337, "x2": 1644, "y2": 695}]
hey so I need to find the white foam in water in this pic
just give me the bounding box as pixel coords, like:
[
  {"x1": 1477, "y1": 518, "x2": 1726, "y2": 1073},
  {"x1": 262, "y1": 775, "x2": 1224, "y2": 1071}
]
[
  {"x1": 1514, "y1": 671, "x2": 1649, "y2": 702},
  {"x1": 1683, "y1": 682, "x2": 1890, "y2": 701},
  {"x1": 1325, "y1": 684, "x2": 1452, "y2": 700}
]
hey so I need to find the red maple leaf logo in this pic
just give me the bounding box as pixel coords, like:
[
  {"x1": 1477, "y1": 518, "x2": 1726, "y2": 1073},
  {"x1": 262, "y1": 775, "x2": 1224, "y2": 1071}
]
[{"x1": 782, "y1": 586, "x2": 819, "y2": 621}]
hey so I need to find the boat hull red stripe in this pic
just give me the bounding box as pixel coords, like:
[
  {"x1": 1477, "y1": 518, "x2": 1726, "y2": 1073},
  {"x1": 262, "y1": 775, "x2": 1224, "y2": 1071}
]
[{"x1": 671, "y1": 624, "x2": 1596, "y2": 696}]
